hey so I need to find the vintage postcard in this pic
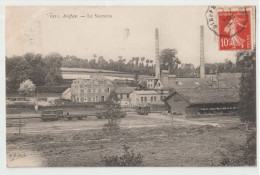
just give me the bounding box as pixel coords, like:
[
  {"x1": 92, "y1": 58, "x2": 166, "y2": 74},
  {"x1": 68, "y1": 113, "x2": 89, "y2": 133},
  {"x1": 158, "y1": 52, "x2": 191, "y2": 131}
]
[{"x1": 5, "y1": 6, "x2": 256, "y2": 168}]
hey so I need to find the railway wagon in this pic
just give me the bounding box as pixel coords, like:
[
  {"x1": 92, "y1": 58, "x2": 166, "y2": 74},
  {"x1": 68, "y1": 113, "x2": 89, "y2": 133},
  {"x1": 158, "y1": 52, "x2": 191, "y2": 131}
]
[
  {"x1": 41, "y1": 109, "x2": 87, "y2": 121},
  {"x1": 136, "y1": 106, "x2": 150, "y2": 115}
]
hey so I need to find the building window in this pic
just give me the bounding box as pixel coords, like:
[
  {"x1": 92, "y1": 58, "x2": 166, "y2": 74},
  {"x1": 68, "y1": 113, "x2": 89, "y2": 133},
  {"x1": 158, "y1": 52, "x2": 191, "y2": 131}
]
[
  {"x1": 108, "y1": 88, "x2": 110, "y2": 92},
  {"x1": 127, "y1": 94, "x2": 129, "y2": 98},
  {"x1": 88, "y1": 97, "x2": 91, "y2": 102},
  {"x1": 120, "y1": 94, "x2": 123, "y2": 99},
  {"x1": 154, "y1": 96, "x2": 156, "y2": 101},
  {"x1": 141, "y1": 97, "x2": 143, "y2": 102},
  {"x1": 151, "y1": 96, "x2": 153, "y2": 102},
  {"x1": 144, "y1": 97, "x2": 147, "y2": 102}
]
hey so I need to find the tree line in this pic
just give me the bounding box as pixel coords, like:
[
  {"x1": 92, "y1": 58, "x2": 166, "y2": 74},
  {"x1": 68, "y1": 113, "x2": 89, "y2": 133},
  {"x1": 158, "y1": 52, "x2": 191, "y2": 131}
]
[
  {"x1": 62, "y1": 54, "x2": 155, "y2": 76},
  {"x1": 6, "y1": 48, "x2": 241, "y2": 91},
  {"x1": 6, "y1": 53, "x2": 63, "y2": 90},
  {"x1": 62, "y1": 48, "x2": 239, "y2": 77}
]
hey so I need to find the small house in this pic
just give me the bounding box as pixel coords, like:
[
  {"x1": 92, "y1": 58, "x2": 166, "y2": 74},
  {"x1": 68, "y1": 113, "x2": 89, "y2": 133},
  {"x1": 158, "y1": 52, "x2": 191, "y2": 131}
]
[
  {"x1": 114, "y1": 86, "x2": 137, "y2": 107},
  {"x1": 129, "y1": 90, "x2": 164, "y2": 106}
]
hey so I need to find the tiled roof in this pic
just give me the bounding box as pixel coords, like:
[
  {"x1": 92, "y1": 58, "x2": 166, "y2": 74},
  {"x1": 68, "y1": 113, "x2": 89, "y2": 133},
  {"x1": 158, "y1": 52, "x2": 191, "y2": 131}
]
[
  {"x1": 218, "y1": 73, "x2": 241, "y2": 79},
  {"x1": 106, "y1": 77, "x2": 135, "y2": 81},
  {"x1": 62, "y1": 74, "x2": 91, "y2": 80},
  {"x1": 114, "y1": 86, "x2": 137, "y2": 94},
  {"x1": 167, "y1": 78, "x2": 211, "y2": 90},
  {"x1": 131, "y1": 90, "x2": 159, "y2": 95},
  {"x1": 163, "y1": 73, "x2": 241, "y2": 90},
  {"x1": 166, "y1": 88, "x2": 239, "y2": 105},
  {"x1": 62, "y1": 88, "x2": 71, "y2": 95},
  {"x1": 215, "y1": 73, "x2": 241, "y2": 88}
]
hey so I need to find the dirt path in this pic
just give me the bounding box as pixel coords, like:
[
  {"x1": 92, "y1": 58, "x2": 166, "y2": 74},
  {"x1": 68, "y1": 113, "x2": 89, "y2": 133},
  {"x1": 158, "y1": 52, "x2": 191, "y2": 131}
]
[
  {"x1": 146, "y1": 113, "x2": 222, "y2": 127},
  {"x1": 6, "y1": 113, "x2": 225, "y2": 134},
  {"x1": 6, "y1": 146, "x2": 46, "y2": 167}
]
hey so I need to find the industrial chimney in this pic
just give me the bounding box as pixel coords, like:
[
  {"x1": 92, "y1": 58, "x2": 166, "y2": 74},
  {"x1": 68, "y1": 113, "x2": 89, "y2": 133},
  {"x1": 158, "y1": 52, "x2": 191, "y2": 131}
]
[
  {"x1": 200, "y1": 26, "x2": 205, "y2": 78},
  {"x1": 155, "y1": 28, "x2": 160, "y2": 79}
]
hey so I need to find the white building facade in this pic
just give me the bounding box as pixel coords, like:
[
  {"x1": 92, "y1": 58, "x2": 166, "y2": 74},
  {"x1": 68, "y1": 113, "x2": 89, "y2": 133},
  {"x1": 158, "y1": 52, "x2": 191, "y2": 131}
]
[
  {"x1": 129, "y1": 90, "x2": 167, "y2": 106},
  {"x1": 71, "y1": 75, "x2": 114, "y2": 103}
]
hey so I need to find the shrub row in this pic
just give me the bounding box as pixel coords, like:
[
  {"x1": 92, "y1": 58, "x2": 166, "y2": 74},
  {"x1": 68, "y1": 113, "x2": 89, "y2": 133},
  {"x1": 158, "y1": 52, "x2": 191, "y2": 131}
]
[
  {"x1": 36, "y1": 86, "x2": 69, "y2": 93},
  {"x1": 7, "y1": 86, "x2": 70, "y2": 94}
]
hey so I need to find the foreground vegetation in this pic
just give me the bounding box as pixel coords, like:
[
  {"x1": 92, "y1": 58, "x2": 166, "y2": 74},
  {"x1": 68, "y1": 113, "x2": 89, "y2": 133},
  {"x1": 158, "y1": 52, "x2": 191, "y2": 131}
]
[{"x1": 7, "y1": 123, "x2": 254, "y2": 167}]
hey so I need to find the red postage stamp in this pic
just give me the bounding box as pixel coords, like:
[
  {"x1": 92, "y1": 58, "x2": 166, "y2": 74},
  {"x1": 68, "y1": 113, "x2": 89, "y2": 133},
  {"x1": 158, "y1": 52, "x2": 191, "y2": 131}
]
[{"x1": 218, "y1": 11, "x2": 251, "y2": 50}]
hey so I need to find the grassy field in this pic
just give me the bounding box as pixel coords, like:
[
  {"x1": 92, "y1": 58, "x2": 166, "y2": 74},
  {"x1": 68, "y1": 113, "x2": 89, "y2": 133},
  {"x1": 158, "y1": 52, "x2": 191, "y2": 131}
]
[{"x1": 6, "y1": 116, "x2": 250, "y2": 167}]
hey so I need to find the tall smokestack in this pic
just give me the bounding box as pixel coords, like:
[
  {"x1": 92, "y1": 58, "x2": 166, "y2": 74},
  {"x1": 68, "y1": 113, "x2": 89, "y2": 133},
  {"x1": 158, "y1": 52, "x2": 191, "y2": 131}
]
[
  {"x1": 155, "y1": 28, "x2": 160, "y2": 79},
  {"x1": 200, "y1": 26, "x2": 205, "y2": 78}
]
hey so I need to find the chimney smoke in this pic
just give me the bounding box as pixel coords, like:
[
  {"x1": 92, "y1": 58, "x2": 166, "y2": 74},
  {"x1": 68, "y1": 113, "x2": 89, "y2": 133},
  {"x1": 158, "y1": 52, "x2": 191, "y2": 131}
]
[{"x1": 200, "y1": 26, "x2": 205, "y2": 78}]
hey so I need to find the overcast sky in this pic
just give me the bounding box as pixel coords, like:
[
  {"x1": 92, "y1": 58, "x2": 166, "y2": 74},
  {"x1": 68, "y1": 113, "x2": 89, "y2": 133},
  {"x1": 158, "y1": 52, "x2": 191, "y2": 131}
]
[{"x1": 6, "y1": 6, "x2": 240, "y2": 66}]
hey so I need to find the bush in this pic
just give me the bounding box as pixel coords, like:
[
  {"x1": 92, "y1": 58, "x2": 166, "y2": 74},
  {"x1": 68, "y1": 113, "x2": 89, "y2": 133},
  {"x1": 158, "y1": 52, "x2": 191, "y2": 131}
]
[
  {"x1": 101, "y1": 144, "x2": 143, "y2": 166},
  {"x1": 219, "y1": 131, "x2": 256, "y2": 166},
  {"x1": 36, "y1": 86, "x2": 69, "y2": 93}
]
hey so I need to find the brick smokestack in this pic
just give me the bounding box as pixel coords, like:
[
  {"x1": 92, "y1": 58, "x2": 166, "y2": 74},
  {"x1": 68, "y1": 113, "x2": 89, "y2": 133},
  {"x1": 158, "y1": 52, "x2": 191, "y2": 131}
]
[
  {"x1": 155, "y1": 28, "x2": 160, "y2": 79},
  {"x1": 200, "y1": 26, "x2": 205, "y2": 78}
]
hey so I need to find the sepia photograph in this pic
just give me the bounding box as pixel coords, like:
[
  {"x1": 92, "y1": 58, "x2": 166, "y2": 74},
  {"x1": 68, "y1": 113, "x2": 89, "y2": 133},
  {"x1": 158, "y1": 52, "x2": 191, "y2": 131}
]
[{"x1": 5, "y1": 6, "x2": 256, "y2": 167}]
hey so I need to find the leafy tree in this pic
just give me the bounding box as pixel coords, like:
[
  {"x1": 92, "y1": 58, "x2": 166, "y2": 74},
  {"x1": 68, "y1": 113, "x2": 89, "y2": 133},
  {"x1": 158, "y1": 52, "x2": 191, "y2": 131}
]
[
  {"x1": 102, "y1": 91, "x2": 122, "y2": 134},
  {"x1": 145, "y1": 59, "x2": 149, "y2": 67},
  {"x1": 135, "y1": 57, "x2": 139, "y2": 66},
  {"x1": 117, "y1": 56, "x2": 126, "y2": 72},
  {"x1": 224, "y1": 58, "x2": 236, "y2": 73},
  {"x1": 6, "y1": 56, "x2": 23, "y2": 76},
  {"x1": 140, "y1": 57, "x2": 145, "y2": 67},
  {"x1": 7, "y1": 58, "x2": 31, "y2": 89},
  {"x1": 160, "y1": 48, "x2": 181, "y2": 74},
  {"x1": 44, "y1": 53, "x2": 63, "y2": 86},
  {"x1": 204, "y1": 59, "x2": 237, "y2": 75},
  {"x1": 236, "y1": 48, "x2": 256, "y2": 128},
  {"x1": 18, "y1": 79, "x2": 36, "y2": 96},
  {"x1": 177, "y1": 63, "x2": 196, "y2": 77},
  {"x1": 97, "y1": 56, "x2": 108, "y2": 69},
  {"x1": 24, "y1": 53, "x2": 46, "y2": 86},
  {"x1": 89, "y1": 59, "x2": 97, "y2": 69},
  {"x1": 101, "y1": 143, "x2": 143, "y2": 166}
]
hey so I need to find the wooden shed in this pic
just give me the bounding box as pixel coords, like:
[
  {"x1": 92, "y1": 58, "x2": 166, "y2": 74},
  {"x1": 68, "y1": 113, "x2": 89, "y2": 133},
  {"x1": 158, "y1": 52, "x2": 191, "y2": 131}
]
[{"x1": 164, "y1": 88, "x2": 240, "y2": 116}]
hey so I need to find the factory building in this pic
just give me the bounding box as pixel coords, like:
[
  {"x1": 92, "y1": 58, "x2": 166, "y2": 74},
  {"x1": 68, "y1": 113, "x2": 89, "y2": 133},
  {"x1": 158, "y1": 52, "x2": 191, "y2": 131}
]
[
  {"x1": 164, "y1": 88, "x2": 239, "y2": 116},
  {"x1": 71, "y1": 75, "x2": 114, "y2": 103}
]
